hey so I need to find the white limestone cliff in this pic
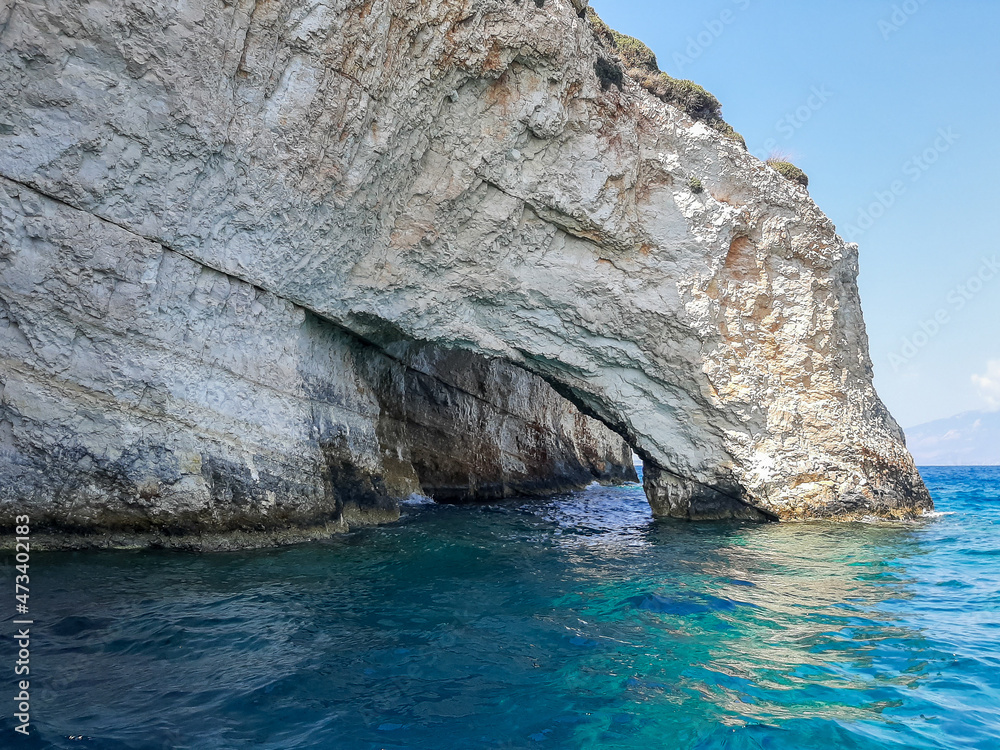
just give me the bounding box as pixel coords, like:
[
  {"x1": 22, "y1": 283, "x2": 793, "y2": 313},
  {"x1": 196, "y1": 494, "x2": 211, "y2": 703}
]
[
  {"x1": 0, "y1": 175, "x2": 635, "y2": 548},
  {"x1": 0, "y1": 0, "x2": 931, "y2": 543}
]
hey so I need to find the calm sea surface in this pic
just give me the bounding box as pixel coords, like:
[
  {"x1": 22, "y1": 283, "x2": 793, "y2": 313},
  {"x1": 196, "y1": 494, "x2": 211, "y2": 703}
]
[{"x1": 5, "y1": 466, "x2": 999, "y2": 749}]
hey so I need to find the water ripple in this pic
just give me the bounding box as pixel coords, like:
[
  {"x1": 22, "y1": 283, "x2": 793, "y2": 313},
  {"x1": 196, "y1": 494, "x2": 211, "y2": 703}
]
[{"x1": 6, "y1": 467, "x2": 1000, "y2": 749}]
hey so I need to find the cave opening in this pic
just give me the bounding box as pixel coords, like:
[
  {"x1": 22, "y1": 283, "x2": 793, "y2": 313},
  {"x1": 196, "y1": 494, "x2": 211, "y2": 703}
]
[
  {"x1": 352, "y1": 332, "x2": 641, "y2": 507},
  {"x1": 343, "y1": 317, "x2": 773, "y2": 524}
]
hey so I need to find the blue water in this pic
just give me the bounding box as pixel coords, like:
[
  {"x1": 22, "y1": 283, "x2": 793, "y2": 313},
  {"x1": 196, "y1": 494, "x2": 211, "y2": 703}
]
[{"x1": 4, "y1": 466, "x2": 999, "y2": 749}]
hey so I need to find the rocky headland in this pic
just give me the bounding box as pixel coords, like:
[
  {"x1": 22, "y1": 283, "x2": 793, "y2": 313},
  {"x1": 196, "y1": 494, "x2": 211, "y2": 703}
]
[{"x1": 0, "y1": 0, "x2": 931, "y2": 548}]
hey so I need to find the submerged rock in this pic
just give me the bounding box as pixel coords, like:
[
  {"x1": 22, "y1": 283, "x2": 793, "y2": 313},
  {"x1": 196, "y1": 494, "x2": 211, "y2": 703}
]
[{"x1": 0, "y1": 0, "x2": 930, "y2": 544}]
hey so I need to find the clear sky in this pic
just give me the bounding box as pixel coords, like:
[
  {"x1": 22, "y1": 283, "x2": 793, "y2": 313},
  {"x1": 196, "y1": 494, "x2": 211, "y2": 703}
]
[{"x1": 590, "y1": 0, "x2": 1000, "y2": 428}]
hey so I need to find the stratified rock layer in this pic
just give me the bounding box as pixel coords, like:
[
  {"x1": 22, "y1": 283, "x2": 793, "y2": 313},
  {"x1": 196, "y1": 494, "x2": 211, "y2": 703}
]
[
  {"x1": 0, "y1": 0, "x2": 930, "y2": 534},
  {"x1": 0, "y1": 177, "x2": 634, "y2": 548}
]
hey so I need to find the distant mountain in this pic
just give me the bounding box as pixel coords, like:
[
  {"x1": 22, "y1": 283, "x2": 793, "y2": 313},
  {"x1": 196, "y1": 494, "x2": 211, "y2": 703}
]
[{"x1": 904, "y1": 411, "x2": 1000, "y2": 466}]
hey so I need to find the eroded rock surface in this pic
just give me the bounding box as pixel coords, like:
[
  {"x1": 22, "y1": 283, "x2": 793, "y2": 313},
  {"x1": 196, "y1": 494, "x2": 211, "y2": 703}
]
[
  {"x1": 0, "y1": 177, "x2": 634, "y2": 548},
  {"x1": 0, "y1": 0, "x2": 931, "y2": 534}
]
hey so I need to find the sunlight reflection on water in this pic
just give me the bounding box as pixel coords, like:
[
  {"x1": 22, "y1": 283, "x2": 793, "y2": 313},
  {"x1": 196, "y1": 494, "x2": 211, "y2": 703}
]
[{"x1": 10, "y1": 467, "x2": 1000, "y2": 749}]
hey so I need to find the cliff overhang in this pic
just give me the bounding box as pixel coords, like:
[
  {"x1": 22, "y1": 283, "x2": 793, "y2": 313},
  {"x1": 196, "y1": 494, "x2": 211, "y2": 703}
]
[{"x1": 0, "y1": 0, "x2": 931, "y2": 546}]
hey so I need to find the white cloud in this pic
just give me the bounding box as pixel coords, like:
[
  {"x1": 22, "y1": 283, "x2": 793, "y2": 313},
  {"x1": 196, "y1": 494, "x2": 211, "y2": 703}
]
[{"x1": 972, "y1": 360, "x2": 1000, "y2": 411}]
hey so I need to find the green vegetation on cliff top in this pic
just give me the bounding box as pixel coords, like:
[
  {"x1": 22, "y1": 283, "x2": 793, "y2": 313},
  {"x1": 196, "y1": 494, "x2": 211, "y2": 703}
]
[
  {"x1": 766, "y1": 159, "x2": 809, "y2": 188},
  {"x1": 586, "y1": 8, "x2": 745, "y2": 150}
]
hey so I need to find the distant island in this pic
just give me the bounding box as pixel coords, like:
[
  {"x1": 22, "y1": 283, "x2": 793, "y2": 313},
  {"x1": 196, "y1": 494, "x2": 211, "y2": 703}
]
[{"x1": 906, "y1": 411, "x2": 1000, "y2": 466}]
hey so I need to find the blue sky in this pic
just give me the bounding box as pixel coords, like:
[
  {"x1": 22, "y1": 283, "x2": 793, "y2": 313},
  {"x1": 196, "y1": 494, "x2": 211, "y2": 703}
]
[{"x1": 590, "y1": 0, "x2": 1000, "y2": 428}]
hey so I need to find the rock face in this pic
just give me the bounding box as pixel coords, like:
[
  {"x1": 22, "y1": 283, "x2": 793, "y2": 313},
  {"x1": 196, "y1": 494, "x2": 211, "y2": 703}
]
[
  {"x1": 0, "y1": 176, "x2": 635, "y2": 548},
  {"x1": 0, "y1": 0, "x2": 931, "y2": 540}
]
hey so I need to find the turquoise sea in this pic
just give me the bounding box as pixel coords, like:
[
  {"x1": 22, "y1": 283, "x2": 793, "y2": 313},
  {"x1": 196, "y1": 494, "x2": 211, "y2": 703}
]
[{"x1": 5, "y1": 466, "x2": 999, "y2": 749}]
